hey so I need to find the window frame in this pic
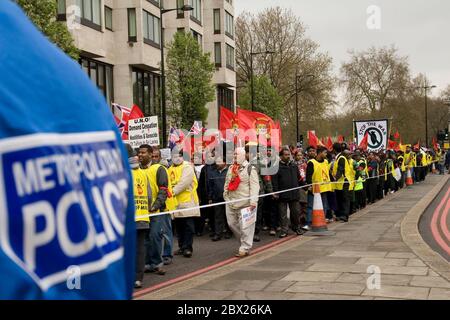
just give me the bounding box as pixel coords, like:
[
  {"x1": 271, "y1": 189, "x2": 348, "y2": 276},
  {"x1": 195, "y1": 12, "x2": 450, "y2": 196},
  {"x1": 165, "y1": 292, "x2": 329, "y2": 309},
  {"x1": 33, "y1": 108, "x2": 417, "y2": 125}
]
[
  {"x1": 177, "y1": 0, "x2": 185, "y2": 19},
  {"x1": 143, "y1": 10, "x2": 161, "y2": 49},
  {"x1": 226, "y1": 44, "x2": 235, "y2": 70},
  {"x1": 104, "y1": 5, "x2": 113, "y2": 31},
  {"x1": 189, "y1": 0, "x2": 202, "y2": 26},
  {"x1": 214, "y1": 42, "x2": 222, "y2": 68},
  {"x1": 147, "y1": 0, "x2": 161, "y2": 8},
  {"x1": 132, "y1": 67, "x2": 161, "y2": 117},
  {"x1": 56, "y1": 0, "x2": 66, "y2": 21},
  {"x1": 127, "y1": 8, "x2": 137, "y2": 42},
  {"x1": 78, "y1": 0, "x2": 102, "y2": 32},
  {"x1": 79, "y1": 56, "x2": 114, "y2": 105},
  {"x1": 225, "y1": 10, "x2": 234, "y2": 39},
  {"x1": 213, "y1": 9, "x2": 221, "y2": 34}
]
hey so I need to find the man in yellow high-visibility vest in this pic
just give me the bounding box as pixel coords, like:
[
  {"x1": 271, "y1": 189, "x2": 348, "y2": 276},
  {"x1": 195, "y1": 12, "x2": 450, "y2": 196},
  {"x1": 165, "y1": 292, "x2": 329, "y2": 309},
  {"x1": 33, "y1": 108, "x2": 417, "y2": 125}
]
[
  {"x1": 125, "y1": 144, "x2": 151, "y2": 289},
  {"x1": 332, "y1": 146, "x2": 354, "y2": 223}
]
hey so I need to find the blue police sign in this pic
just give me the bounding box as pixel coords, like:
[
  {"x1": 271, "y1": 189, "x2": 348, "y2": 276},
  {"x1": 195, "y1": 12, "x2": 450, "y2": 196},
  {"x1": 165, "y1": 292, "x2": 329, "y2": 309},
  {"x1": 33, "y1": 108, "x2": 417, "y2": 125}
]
[{"x1": 0, "y1": 1, "x2": 135, "y2": 299}]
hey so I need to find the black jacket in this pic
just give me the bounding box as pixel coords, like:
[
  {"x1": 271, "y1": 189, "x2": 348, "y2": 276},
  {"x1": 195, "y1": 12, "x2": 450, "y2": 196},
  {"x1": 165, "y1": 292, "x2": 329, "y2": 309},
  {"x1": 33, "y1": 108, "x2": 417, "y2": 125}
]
[
  {"x1": 207, "y1": 166, "x2": 228, "y2": 202},
  {"x1": 273, "y1": 160, "x2": 301, "y2": 201}
]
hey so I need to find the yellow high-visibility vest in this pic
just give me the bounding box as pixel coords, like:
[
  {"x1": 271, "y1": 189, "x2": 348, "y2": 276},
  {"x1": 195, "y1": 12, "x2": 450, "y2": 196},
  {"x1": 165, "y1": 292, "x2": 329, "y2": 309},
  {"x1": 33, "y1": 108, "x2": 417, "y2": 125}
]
[
  {"x1": 398, "y1": 155, "x2": 406, "y2": 172},
  {"x1": 332, "y1": 155, "x2": 354, "y2": 191},
  {"x1": 132, "y1": 168, "x2": 150, "y2": 223},
  {"x1": 143, "y1": 164, "x2": 178, "y2": 214},
  {"x1": 309, "y1": 159, "x2": 332, "y2": 193},
  {"x1": 168, "y1": 162, "x2": 199, "y2": 206}
]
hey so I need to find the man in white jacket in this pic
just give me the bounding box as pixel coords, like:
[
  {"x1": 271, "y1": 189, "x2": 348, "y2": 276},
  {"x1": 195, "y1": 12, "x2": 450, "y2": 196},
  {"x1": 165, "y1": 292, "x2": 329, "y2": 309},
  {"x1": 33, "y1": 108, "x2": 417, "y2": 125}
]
[{"x1": 223, "y1": 147, "x2": 260, "y2": 257}]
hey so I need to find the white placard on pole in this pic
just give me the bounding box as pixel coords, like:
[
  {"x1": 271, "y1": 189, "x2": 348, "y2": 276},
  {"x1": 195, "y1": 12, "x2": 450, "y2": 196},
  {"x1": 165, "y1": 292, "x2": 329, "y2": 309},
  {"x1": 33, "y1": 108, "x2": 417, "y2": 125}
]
[
  {"x1": 354, "y1": 119, "x2": 389, "y2": 152},
  {"x1": 128, "y1": 116, "x2": 160, "y2": 148}
]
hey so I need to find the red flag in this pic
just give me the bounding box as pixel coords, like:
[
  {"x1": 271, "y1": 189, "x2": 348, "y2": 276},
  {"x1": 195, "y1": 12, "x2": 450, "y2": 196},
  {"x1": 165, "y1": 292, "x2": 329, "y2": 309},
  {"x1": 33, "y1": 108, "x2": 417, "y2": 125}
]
[
  {"x1": 432, "y1": 137, "x2": 438, "y2": 151},
  {"x1": 388, "y1": 139, "x2": 398, "y2": 150},
  {"x1": 358, "y1": 132, "x2": 369, "y2": 151},
  {"x1": 414, "y1": 140, "x2": 420, "y2": 150},
  {"x1": 393, "y1": 131, "x2": 400, "y2": 140},
  {"x1": 219, "y1": 107, "x2": 235, "y2": 132},
  {"x1": 308, "y1": 131, "x2": 324, "y2": 148},
  {"x1": 129, "y1": 104, "x2": 144, "y2": 120},
  {"x1": 338, "y1": 135, "x2": 344, "y2": 143},
  {"x1": 326, "y1": 136, "x2": 333, "y2": 152}
]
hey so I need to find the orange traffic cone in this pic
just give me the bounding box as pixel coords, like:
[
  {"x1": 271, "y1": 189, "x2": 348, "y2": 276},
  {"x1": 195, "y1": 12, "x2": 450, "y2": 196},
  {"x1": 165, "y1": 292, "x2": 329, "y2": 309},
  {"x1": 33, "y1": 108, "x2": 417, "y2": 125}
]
[
  {"x1": 304, "y1": 184, "x2": 335, "y2": 237},
  {"x1": 405, "y1": 168, "x2": 413, "y2": 186}
]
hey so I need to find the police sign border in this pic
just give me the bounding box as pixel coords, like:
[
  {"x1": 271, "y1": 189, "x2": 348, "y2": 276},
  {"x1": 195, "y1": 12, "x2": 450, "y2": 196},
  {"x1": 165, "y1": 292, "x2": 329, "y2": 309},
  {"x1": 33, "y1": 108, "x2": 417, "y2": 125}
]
[{"x1": 0, "y1": 131, "x2": 129, "y2": 291}]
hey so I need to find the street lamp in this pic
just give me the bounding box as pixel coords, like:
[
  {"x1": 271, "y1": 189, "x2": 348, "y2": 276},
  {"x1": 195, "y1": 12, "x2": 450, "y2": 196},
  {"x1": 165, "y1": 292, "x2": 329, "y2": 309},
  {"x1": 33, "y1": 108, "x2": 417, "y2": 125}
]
[
  {"x1": 250, "y1": 50, "x2": 275, "y2": 111},
  {"x1": 160, "y1": 4, "x2": 193, "y2": 147},
  {"x1": 416, "y1": 84, "x2": 436, "y2": 146},
  {"x1": 295, "y1": 73, "x2": 315, "y2": 144}
]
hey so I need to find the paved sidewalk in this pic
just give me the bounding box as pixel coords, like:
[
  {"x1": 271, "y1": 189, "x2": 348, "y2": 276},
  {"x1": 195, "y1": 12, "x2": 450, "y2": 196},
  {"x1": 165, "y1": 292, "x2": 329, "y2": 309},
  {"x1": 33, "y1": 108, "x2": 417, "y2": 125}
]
[{"x1": 140, "y1": 175, "x2": 450, "y2": 300}]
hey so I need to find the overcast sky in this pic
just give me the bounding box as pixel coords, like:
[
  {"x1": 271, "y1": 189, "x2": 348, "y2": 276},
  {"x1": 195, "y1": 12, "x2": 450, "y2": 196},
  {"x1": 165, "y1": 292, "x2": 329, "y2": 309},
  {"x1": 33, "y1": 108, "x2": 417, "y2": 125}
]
[{"x1": 235, "y1": 0, "x2": 450, "y2": 99}]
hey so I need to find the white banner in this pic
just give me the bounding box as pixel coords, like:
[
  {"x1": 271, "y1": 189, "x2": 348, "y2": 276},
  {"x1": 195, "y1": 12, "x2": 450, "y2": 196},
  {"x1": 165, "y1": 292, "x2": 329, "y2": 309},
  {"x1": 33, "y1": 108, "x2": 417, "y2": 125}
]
[
  {"x1": 128, "y1": 116, "x2": 159, "y2": 148},
  {"x1": 355, "y1": 119, "x2": 388, "y2": 152},
  {"x1": 241, "y1": 206, "x2": 257, "y2": 229}
]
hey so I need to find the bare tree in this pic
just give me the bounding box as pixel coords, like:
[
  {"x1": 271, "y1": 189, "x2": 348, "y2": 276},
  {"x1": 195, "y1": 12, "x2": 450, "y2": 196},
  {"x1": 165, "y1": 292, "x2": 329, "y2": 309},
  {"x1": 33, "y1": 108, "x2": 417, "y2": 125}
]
[
  {"x1": 340, "y1": 46, "x2": 410, "y2": 113},
  {"x1": 235, "y1": 7, "x2": 336, "y2": 143}
]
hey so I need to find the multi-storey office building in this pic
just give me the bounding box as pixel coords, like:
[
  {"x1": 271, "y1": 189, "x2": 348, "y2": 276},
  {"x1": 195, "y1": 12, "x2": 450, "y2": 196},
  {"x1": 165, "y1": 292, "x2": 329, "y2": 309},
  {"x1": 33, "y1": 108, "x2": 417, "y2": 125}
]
[{"x1": 56, "y1": 0, "x2": 236, "y2": 132}]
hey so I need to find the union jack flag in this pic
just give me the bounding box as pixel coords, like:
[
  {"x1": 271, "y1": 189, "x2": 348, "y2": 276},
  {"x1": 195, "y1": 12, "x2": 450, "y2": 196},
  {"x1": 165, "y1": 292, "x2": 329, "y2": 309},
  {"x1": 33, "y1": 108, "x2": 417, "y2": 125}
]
[
  {"x1": 112, "y1": 103, "x2": 131, "y2": 138},
  {"x1": 169, "y1": 127, "x2": 185, "y2": 150},
  {"x1": 190, "y1": 121, "x2": 203, "y2": 135}
]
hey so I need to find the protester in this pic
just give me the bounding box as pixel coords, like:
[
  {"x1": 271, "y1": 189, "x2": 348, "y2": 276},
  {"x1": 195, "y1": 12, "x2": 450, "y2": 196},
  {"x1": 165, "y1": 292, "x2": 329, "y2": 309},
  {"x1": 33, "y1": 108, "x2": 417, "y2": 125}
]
[
  {"x1": 138, "y1": 145, "x2": 170, "y2": 275},
  {"x1": 196, "y1": 150, "x2": 215, "y2": 236},
  {"x1": 273, "y1": 148, "x2": 303, "y2": 237},
  {"x1": 126, "y1": 144, "x2": 151, "y2": 289},
  {"x1": 169, "y1": 149, "x2": 201, "y2": 258},
  {"x1": 305, "y1": 146, "x2": 331, "y2": 227},
  {"x1": 294, "y1": 149, "x2": 309, "y2": 225},
  {"x1": 262, "y1": 147, "x2": 280, "y2": 236},
  {"x1": 332, "y1": 149, "x2": 354, "y2": 222},
  {"x1": 223, "y1": 147, "x2": 260, "y2": 257},
  {"x1": 366, "y1": 152, "x2": 379, "y2": 204},
  {"x1": 207, "y1": 156, "x2": 230, "y2": 241}
]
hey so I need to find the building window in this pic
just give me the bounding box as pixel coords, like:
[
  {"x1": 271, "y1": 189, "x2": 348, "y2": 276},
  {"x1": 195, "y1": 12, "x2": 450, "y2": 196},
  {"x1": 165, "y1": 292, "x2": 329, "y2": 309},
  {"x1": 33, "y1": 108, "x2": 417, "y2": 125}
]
[
  {"x1": 143, "y1": 10, "x2": 161, "y2": 48},
  {"x1": 80, "y1": 57, "x2": 114, "y2": 105},
  {"x1": 177, "y1": 27, "x2": 185, "y2": 33},
  {"x1": 213, "y1": 9, "x2": 221, "y2": 34},
  {"x1": 75, "y1": 0, "x2": 101, "y2": 31},
  {"x1": 225, "y1": 0, "x2": 233, "y2": 5},
  {"x1": 191, "y1": 29, "x2": 202, "y2": 48},
  {"x1": 189, "y1": 0, "x2": 201, "y2": 25},
  {"x1": 105, "y1": 6, "x2": 113, "y2": 31},
  {"x1": 57, "y1": 0, "x2": 66, "y2": 21},
  {"x1": 218, "y1": 86, "x2": 234, "y2": 111},
  {"x1": 132, "y1": 68, "x2": 161, "y2": 117},
  {"x1": 177, "y1": 0, "x2": 185, "y2": 19},
  {"x1": 225, "y1": 11, "x2": 234, "y2": 39},
  {"x1": 147, "y1": 0, "x2": 160, "y2": 7},
  {"x1": 214, "y1": 43, "x2": 222, "y2": 67},
  {"x1": 226, "y1": 44, "x2": 234, "y2": 70},
  {"x1": 128, "y1": 8, "x2": 137, "y2": 42}
]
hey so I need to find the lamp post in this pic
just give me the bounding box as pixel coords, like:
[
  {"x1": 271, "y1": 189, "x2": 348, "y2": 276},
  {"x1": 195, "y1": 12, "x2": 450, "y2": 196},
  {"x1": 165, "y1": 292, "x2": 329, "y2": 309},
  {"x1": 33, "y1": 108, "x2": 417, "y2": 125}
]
[
  {"x1": 295, "y1": 73, "x2": 314, "y2": 144},
  {"x1": 416, "y1": 84, "x2": 436, "y2": 146},
  {"x1": 250, "y1": 49, "x2": 275, "y2": 111},
  {"x1": 160, "y1": 4, "x2": 193, "y2": 147}
]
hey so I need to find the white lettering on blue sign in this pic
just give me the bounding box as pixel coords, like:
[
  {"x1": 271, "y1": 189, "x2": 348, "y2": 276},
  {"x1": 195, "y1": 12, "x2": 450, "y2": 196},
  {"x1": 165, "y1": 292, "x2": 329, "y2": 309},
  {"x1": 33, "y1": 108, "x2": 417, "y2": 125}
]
[{"x1": 0, "y1": 131, "x2": 129, "y2": 291}]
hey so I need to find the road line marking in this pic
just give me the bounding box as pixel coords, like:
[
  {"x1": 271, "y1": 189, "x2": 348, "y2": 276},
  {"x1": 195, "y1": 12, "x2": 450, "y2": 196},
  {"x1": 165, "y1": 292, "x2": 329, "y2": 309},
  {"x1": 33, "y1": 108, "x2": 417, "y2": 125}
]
[
  {"x1": 430, "y1": 187, "x2": 450, "y2": 255},
  {"x1": 133, "y1": 234, "x2": 297, "y2": 298}
]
